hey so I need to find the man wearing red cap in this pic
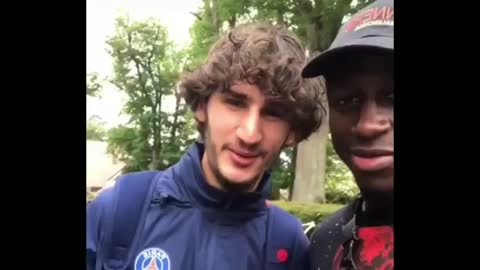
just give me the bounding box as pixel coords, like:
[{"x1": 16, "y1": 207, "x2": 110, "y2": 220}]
[{"x1": 302, "y1": 0, "x2": 394, "y2": 269}]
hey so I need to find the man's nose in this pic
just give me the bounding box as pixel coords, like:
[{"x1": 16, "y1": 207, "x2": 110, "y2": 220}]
[
  {"x1": 236, "y1": 111, "x2": 263, "y2": 145},
  {"x1": 353, "y1": 103, "x2": 391, "y2": 139}
]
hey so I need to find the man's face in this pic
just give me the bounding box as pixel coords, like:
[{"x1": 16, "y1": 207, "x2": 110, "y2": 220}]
[
  {"x1": 327, "y1": 52, "x2": 393, "y2": 194},
  {"x1": 196, "y1": 82, "x2": 295, "y2": 192}
]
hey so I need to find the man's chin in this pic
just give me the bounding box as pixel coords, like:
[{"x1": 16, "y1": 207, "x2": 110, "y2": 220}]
[
  {"x1": 218, "y1": 169, "x2": 260, "y2": 192},
  {"x1": 356, "y1": 176, "x2": 393, "y2": 194},
  {"x1": 224, "y1": 173, "x2": 257, "y2": 185}
]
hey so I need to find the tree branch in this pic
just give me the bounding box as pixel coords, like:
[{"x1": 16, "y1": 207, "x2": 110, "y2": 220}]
[
  {"x1": 169, "y1": 87, "x2": 181, "y2": 145},
  {"x1": 128, "y1": 32, "x2": 148, "y2": 102},
  {"x1": 190, "y1": 11, "x2": 202, "y2": 20}
]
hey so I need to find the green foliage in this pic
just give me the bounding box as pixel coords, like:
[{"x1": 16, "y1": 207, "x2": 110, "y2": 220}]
[
  {"x1": 185, "y1": 12, "x2": 218, "y2": 70},
  {"x1": 250, "y1": 0, "x2": 375, "y2": 52},
  {"x1": 325, "y1": 136, "x2": 359, "y2": 204},
  {"x1": 326, "y1": 176, "x2": 359, "y2": 204},
  {"x1": 217, "y1": 0, "x2": 252, "y2": 27},
  {"x1": 185, "y1": 0, "x2": 258, "y2": 70},
  {"x1": 87, "y1": 72, "x2": 103, "y2": 97},
  {"x1": 272, "y1": 200, "x2": 344, "y2": 223},
  {"x1": 105, "y1": 15, "x2": 196, "y2": 172},
  {"x1": 268, "y1": 139, "x2": 358, "y2": 204},
  {"x1": 269, "y1": 147, "x2": 295, "y2": 200},
  {"x1": 268, "y1": 136, "x2": 359, "y2": 204},
  {"x1": 252, "y1": 0, "x2": 293, "y2": 26},
  {"x1": 107, "y1": 125, "x2": 152, "y2": 172},
  {"x1": 269, "y1": 180, "x2": 281, "y2": 200},
  {"x1": 87, "y1": 116, "x2": 107, "y2": 141}
]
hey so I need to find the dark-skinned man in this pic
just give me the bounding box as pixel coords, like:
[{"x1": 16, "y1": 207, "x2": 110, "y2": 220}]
[{"x1": 302, "y1": 0, "x2": 394, "y2": 269}]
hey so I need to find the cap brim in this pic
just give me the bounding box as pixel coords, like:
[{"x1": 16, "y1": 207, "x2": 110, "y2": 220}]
[{"x1": 302, "y1": 36, "x2": 393, "y2": 78}]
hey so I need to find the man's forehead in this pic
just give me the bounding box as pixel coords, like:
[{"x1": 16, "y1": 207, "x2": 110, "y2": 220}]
[
  {"x1": 327, "y1": 71, "x2": 393, "y2": 94},
  {"x1": 223, "y1": 85, "x2": 292, "y2": 104}
]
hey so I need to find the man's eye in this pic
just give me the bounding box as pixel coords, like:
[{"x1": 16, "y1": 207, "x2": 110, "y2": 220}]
[
  {"x1": 225, "y1": 98, "x2": 245, "y2": 108},
  {"x1": 337, "y1": 96, "x2": 361, "y2": 107},
  {"x1": 264, "y1": 109, "x2": 283, "y2": 118}
]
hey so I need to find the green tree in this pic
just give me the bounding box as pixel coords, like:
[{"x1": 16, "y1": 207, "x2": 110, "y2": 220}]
[
  {"x1": 87, "y1": 115, "x2": 107, "y2": 141},
  {"x1": 107, "y1": 125, "x2": 151, "y2": 172},
  {"x1": 185, "y1": 1, "x2": 220, "y2": 70},
  {"x1": 105, "y1": 15, "x2": 195, "y2": 172}
]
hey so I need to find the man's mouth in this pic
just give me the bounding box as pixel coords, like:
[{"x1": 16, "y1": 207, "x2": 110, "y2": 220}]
[
  {"x1": 350, "y1": 147, "x2": 393, "y2": 171},
  {"x1": 228, "y1": 148, "x2": 261, "y2": 167}
]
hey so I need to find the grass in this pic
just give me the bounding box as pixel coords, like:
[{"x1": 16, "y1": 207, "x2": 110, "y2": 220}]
[{"x1": 271, "y1": 200, "x2": 344, "y2": 223}]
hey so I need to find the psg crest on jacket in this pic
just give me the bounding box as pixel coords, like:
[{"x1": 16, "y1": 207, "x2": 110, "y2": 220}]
[{"x1": 135, "y1": 247, "x2": 171, "y2": 270}]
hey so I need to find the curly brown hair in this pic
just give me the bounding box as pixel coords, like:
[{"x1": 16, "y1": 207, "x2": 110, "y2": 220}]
[{"x1": 179, "y1": 22, "x2": 325, "y2": 143}]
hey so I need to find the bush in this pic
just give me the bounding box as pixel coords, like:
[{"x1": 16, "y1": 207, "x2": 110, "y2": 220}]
[
  {"x1": 325, "y1": 137, "x2": 360, "y2": 204},
  {"x1": 267, "y1": 179, "x2": 280, "y2": 200},
  {"x1": 326, "y1": 177, "x2": 360, "y2": 204},
  {"x1": 272, "y1": 200, "x2": 344, "y2": 224}
]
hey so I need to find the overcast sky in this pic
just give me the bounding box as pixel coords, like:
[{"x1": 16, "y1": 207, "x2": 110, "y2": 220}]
[{"x1": 87, "y1": 0, "x2": 202, "y2": 128}]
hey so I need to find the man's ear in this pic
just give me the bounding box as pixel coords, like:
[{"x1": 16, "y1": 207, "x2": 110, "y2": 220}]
[
  {"x1": 284, "y1": 132, "x2": 296, "y2": 148},
  {"x1": 195, "y1": 101, "x2": 207, "y2": 123}
]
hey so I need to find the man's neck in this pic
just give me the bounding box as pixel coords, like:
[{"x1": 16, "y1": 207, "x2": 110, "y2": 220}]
[
  {"x1": 362, "y1": 190, "x2": 392, "y2": 210},
  {"x1": 360, "y1": 191, "x2": 393, "y2": 223},
  {"x1": 355, "y1": 191, "x2": 393, "y2": 227}
]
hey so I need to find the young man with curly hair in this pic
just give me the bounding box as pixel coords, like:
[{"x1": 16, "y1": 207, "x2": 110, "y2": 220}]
[{"x1": 87, "y1": 22, "x2": 324, "y2": 270}]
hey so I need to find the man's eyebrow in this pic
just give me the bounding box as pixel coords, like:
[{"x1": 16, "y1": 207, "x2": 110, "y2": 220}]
[
  {"x1": 265, "y1": 97, "x2": 292, "y2": 107},
  {"x1": 223, "y1": 88, "x2": 248, "y2": 100}
]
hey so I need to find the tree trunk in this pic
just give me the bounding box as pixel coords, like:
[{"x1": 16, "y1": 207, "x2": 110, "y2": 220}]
[
  {"x1": 288, "y1": 146, "x2": 297, "y2": 201},
  {"x1": 151, "y1": 148, "x2": 160, "y2": 170},
  {"x1": 170, "y1": 91, "x2": 182, "y2": 145},
  {"x1": 211, "y1": 0, "x2": 220, "y2": 32},
  {"x1": 292, "y1": 101, "x2": 329, "y2": 203},
  {"x1": 291, "y1": 18, "x2": 330, "y2": 202}
]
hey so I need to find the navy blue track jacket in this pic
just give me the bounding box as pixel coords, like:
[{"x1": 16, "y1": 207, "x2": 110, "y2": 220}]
[{"x1": 87, "y1": 142, "x2": 310, "y2": 270}]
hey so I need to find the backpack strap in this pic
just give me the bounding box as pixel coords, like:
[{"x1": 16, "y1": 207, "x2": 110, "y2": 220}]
[
  {"x1": 308, "y1": 198, "x2": 360, "y2": 270},
  {"x1": 101, "y1": 170, "x2": 159, "y2": 270},
  {"x1": 265, "y1": 205, "x2": 300, "y2": 269}
]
